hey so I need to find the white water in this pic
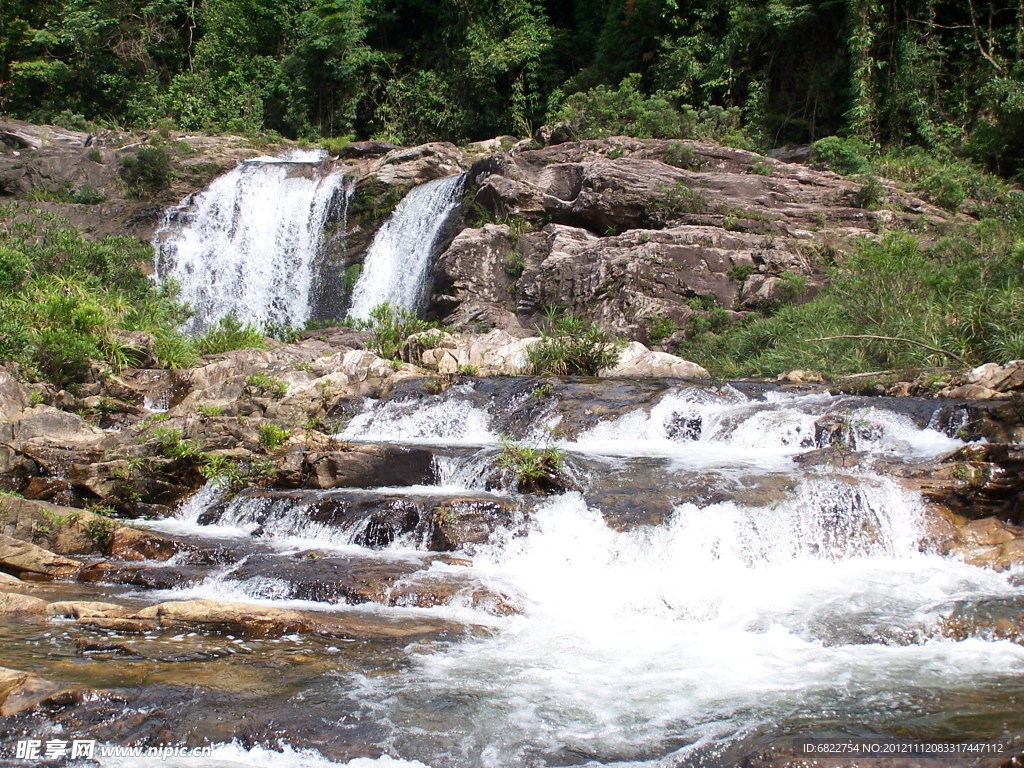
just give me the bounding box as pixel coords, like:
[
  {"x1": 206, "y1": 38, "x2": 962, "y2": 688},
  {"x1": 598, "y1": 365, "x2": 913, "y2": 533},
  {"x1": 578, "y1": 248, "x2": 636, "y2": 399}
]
[
  {"x1": 147, "y1": 386, "x2": 1024, "y2": 765},
  {"x1": 348, "y1": 175, "x2": 465, "y2": 319},
  {"x1": 154, "y1": 149, "x2": 351, "y2": 332}
]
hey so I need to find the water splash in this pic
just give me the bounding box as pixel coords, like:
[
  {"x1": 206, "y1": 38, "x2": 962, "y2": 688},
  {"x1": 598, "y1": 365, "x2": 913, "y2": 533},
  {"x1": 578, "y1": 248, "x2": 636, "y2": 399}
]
[
  {"x1": 154, "y1": 149, "x2": 351, "y2": 332},
  {"x1": 348, "y1": 175, "x2": 465, "y2": 319}
]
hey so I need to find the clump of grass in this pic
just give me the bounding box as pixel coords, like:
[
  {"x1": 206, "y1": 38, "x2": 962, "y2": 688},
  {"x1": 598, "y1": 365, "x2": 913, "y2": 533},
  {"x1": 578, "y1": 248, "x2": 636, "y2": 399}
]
[
  {"x1": 259, "y1": 423, "x2": 290, "y2": 451},
  {"x1": 679, "y1": 226, "x2": 1024, "y2": 377},
  {"x1": 526, "y1": 311, "x2": 625, "y2": 376},
  {"x1": 495, "y1": 437, "x2": 568, "y2": 494},
  {"x1": 353, "y1": 302, "x2": 445, "y2": 362},
  {"x1": 195, "y1": 315, "x2": 265, "y2": 355}
]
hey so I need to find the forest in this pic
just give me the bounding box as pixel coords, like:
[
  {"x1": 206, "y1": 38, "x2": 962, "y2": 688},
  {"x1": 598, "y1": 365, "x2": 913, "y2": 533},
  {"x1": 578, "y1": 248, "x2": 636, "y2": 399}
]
[{"x1": 2, "y1": 0, "x2": 1023, "y2": 176}]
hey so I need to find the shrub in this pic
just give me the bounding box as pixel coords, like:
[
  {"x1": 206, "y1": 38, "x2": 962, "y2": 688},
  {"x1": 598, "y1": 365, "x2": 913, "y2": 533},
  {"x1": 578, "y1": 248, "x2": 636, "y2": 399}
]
[
  {"x1": 526, "y1": 312, "x2": 625, "y2": 376},
  {"x1": 812, "y1": 136, "x2": 870, "y2": 175},
  {"x1": 120, "y1": 147, "x2": 173, "y2": 197},
  {"x1": 549, "y1": 74, "x2": 688, "y2": 140},
  {"x1": 354, "y1": 302, "x2": 443, "y2": 362},
  {"x1": 0, "y1": 206, "x2": 196, "y2": 385},
  {"x1": 647, "y1": 316, "x2": 676, "y2": 345}
]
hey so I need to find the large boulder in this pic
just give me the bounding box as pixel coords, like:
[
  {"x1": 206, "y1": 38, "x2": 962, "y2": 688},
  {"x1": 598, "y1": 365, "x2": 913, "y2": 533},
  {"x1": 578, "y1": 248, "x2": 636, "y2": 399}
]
[
  {"x1": 601, "y1": 341, "x2": 709, "y2": 379},
  {"x1": 0, "y1": 535, "x2": 81, "y2": 580}
]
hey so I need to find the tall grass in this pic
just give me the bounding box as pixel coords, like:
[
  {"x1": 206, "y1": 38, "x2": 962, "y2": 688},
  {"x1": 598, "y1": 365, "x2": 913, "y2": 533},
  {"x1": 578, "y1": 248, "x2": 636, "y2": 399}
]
[
  {"x1": 0, "y1": 205, "x2": 265, "y2": 384},
  {"x1": 680, "y1": 227, "x2": 1024, "y2": 377}
]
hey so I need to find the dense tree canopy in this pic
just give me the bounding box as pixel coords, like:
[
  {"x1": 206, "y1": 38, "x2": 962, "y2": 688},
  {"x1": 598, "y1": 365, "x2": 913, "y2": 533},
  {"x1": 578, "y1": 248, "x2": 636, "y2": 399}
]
[{"x1": 2, "y1": 0, "x2": 1023, "y2": 174}]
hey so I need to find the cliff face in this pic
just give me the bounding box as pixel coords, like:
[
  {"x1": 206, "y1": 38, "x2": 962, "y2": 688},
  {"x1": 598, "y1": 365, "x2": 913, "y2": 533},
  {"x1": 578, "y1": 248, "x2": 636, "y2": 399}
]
[{"x1": 429, "y1": 136, "x2": 955, "y2": 343}]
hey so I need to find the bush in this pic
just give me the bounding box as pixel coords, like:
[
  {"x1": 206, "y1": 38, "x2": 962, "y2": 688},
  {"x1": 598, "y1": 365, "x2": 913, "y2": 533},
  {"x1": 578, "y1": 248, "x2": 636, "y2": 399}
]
[
  {"x1": 354, "y1": 302, "x2": 443, "y2": 362},
  {"x1": 812, "y1": 136, "x2": 871, "y2": 175},
  {"x1": 526, "y1": 312, "x2": 625, "y2": 376},
  {"x1": 550, "y1": 74, "x2": 688, "y2": 140},
  {"x1": 0, "y1": 205, "x2": 196, "y2": 385},
  {"x1": 120, "y1": 147, "x2": 173, "y2": 197}
]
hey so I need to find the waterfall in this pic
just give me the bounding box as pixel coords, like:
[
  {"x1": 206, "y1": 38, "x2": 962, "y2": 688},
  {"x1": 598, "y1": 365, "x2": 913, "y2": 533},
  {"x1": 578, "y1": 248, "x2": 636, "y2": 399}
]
[
  {"x1": 153, "y1": 149, "x2": 351, "y2": 333},
  {"x1": 348, "y1": 174, "x2": 465, "y2": 319}
]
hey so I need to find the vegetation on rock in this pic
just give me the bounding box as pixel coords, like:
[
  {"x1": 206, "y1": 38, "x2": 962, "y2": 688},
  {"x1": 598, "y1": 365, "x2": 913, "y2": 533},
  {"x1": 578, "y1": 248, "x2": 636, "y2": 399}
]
[{"x1": 526, "y1": 311, "x2": 625, "y2": 376}]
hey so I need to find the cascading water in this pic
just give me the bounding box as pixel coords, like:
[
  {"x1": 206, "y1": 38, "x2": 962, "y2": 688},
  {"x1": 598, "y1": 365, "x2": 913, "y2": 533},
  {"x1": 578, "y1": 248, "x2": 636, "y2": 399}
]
[
  {"x1": 153, "y1": 149, "x2": 351, "y2": 332},
  {"x1": 113, "y1": 383, "x2": 1024, "y2": 766},
  {"x1": 348, "y1": 174, "x2": 466, "y2": 319}
]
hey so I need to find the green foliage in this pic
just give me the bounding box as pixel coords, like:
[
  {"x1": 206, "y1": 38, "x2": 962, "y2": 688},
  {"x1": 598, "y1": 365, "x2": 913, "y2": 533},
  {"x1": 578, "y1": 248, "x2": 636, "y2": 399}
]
[
  {"x1": 680, "y1": 225, "x2": 1024, "y2": 377},
  {"x1": 526, "y1": 312, "x2": 625, "y2": 376},
  {"x1": 647, "y1": 316, "x2": 676, "y2": 345},
  {"x1": 246, "y1": 372, "x2": 288, "y2": 399},
  {"x1": 853, "y1": 175, "x2": 885, "y2": 210},
  {"x1": 353, "y1": 302, "x2": 443, "y2": 362},
  {"x1": 194, "y1": 316, "x2": 266, "y2": 355},
  {"x1": 151, "y1": 427, "x2": 201, "y2": 460},
  {"x1": 550, "y1": 74, "x2": 687, "y2": 140},
  {"x1": 259, "y1": 423, "x2": 291, "y2": 451},
  {"x1": 727, "y1": 263, "x2": 756, "y2": 282},
  {"x1": 0, "y1": 205, "x2": 194, "y2": 385},
  {"x1": 495, "y1": 436, "x2": 567, "y2": 493},
  {"x1": 812, "y1": 137, "x2": 870, "y2": 175},
  {"x1": 120, "y1": 147, "x2": 173, "y2": 197}
]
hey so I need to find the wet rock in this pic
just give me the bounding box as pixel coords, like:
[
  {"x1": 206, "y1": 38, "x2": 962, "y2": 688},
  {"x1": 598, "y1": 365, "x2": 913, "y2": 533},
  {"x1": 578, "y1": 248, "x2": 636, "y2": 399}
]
[
  {"x1": 912, "y1": 443, "x2": 1024, "y2": 524},
  {"x1": 0, "y1": 591, "x2": 49, "y2": 615},
  {"x1": 47, "y1": 600, "x2": 129, "y2": 619},
  {"x1": 428, "y1": 498, "x2": 522, "y2": 551},
  {"x1": 0, "y1": 665, "x2": 90, "y2": 717},
  {"x1": 107, "y1": 527, "x2": 182, "y2": 561},
  {"x1": 0, "y1": 535, "x2": 81, "y2": 580},
  {"x1": 304, "y1": 445, "x2": 434, "y2": 489},
  {"x1": 133, "y1": 599, "x2": 465, "y2": 640}
]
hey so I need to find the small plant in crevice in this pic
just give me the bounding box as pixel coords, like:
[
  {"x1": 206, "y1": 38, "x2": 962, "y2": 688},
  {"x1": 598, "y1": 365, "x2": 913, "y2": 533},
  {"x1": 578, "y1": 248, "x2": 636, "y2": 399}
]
[
  {"x1": 259, "y1": 423, "x2": 291, "y2": 451},
  {"x1": 245, "y1": 372, "x2": 287, "y2": 399},
  {"x1": 494, "y1": 437, "x2": 569, "y2": 494}
]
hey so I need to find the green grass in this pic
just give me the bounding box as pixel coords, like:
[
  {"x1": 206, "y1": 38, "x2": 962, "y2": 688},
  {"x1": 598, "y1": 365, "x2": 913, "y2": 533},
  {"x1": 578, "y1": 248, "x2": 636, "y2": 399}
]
[
  {"x1": 678, "y1": 226, "x2": 1024, "y2": 377},
  {"x1": 259, "y1": 423, "x2": 291, "y2": 450},
  {"x1": 526, "y1": 311, "x2": 625, "y2": 376},
  {"x1": 495, "y1": 437, "x2": 567, "y2": 493},
  {"x1": 0, "y1": 206, "x2": 270, "y2": 385}
]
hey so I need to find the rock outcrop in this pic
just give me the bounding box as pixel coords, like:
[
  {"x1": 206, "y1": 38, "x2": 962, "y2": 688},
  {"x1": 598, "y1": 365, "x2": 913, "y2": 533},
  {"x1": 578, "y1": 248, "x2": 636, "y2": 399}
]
[{"x1": 430, "y1": 136, "x2": 954, "y2": 344}]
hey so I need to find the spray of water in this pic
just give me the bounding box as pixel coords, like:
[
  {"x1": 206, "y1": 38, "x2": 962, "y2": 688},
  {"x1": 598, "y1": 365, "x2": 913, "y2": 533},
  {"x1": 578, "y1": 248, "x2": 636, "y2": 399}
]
[{"x1": 154, "y1": 150, "x2": 350, "y2": 332}]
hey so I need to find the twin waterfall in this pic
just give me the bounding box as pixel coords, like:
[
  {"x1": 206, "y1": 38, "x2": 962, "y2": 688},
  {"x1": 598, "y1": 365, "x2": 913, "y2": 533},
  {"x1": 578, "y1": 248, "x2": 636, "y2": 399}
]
[{"x1": 154, "y1": 150, "x2": 464, "y2": 331}]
